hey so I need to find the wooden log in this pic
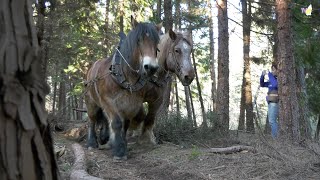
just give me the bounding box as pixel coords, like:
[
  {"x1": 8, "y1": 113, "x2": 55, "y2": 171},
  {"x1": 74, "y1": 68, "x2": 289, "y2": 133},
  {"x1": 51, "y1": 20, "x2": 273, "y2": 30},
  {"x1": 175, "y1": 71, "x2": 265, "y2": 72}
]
[
  {"x1": 205, "y1": 145, "x2": 256, "y2": 154},
  {"x1": 70, "y1": 143, "x2": 103, "y2": 180}
]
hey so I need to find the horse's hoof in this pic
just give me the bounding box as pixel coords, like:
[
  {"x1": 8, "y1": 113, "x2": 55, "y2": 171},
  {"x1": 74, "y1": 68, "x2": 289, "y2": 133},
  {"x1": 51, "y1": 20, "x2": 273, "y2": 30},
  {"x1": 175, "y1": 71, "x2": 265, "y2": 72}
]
[
  {"x1": 113, "y1": 155, "x2": 127, "y2": 162},
  {"x1": 98, "y1": 142, "x2": 112, "y2": 150},
  {"x1": 87, "y1": 144, "x2": 98, "y2": 150}
]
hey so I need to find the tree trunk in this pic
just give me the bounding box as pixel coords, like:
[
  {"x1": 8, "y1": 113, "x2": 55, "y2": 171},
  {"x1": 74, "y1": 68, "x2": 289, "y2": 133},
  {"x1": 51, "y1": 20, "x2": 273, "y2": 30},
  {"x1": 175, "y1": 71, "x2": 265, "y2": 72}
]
[
  {"x1": 163, "y1": 0, "x2": 173, "y2": 32},
  {"x1": 216, "y1": 0, "x2": 230, "y2": 134},
  {"x1": 242, "y1": 0, "x2": 254, "y2": 133},
  {"x1": 174, "y1": 76, "x2": 180, "y2": 114},
  {"x1": 104, "y1": 0, "x2": 111, "y2": 51},
  {"x1": 156, "y1": 0, "x2": 162, "y2": 22},
  {"x1": 157, "y1": 76, "x2": 172, "y2": 117},
  {"x1": 58, "y1": 74, "x2": 67, "y2": 119},
  {"x1": 189, "y1": 86, "x2": 197, "y2": 127},
  {"x1": 276, "y1": 0, "x2": 300, "y2": 141},
  {"x1": 238, "y1": 77, "x2": 245, "y2": 130},
  {"x1": 296, "y1": 67, "x2": 311, "y2": 139},
  {"x1": 0, "y1": 0, "x2": 59, "y2": 179},
  {"x1": 119, "y1": 0, "x2": 124, "y2": 32},
  {"x1": 192, "y1": 51, "x2": 207, "y2": 127},
  {"x1": 156, "y1": 0, "x2": 173, "y2": 118},
  {"x1": 175, "y1": 0, "x2": 181, "y2": 29},
  {"x1": 52, "y1": 81, "x2": 58, "y2": 115},
  {"x1": 207, "y1": 0, "x2": 217, "y2": 111},
  {"x1": 184, "y1": 86, "x2": 193, "y2": 123}
]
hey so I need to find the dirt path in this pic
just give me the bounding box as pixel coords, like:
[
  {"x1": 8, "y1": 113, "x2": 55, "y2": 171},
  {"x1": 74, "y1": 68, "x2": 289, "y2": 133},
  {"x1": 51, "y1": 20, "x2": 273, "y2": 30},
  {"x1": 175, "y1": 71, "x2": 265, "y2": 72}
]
[{"x1": 55, "y1": 132, "x2": 320, "y2": 180}]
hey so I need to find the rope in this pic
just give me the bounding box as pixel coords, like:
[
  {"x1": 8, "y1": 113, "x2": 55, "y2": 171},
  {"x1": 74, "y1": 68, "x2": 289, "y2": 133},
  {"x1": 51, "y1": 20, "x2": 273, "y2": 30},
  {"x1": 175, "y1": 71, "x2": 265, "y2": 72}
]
[{"x1": 115, "y1": 48, "x2": 140, "y2": 73}]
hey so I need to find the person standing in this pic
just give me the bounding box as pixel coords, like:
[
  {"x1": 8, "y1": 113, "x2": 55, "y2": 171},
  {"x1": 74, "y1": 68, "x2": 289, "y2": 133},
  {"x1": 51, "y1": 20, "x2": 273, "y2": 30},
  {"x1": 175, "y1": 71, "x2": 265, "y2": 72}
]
[{"x1": 260, "y1": 63, "x2": 279, "y2": 138}]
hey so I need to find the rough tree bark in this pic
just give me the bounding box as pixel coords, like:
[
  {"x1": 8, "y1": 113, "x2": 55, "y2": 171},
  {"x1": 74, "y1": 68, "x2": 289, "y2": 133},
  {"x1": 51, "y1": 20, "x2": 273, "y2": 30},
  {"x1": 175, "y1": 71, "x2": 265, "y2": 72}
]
[
  {"x1": 216, "y1": 0, "x2": 230, "y2": 134},
  {"x1": 0, "y1": 0, "x2": 59, "y2": 179}
]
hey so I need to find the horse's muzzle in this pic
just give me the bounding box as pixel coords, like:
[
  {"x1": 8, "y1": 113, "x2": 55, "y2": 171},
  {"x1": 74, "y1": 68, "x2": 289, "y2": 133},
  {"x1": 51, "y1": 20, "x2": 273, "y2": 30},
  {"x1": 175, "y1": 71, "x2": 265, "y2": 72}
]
[
  {"x1": 143, "y1": 64, "x2": 159, "y2": 76},
  {"x1": 181, "y1": 74, "x2": 195, "y2": 86}
]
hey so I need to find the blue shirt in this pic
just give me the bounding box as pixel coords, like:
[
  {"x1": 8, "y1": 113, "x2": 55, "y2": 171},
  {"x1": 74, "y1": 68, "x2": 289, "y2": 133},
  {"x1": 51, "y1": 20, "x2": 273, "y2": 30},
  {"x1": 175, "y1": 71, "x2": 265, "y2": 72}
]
[{"x1": 260, "y1": 72, "x2": 278, "y2": 101}]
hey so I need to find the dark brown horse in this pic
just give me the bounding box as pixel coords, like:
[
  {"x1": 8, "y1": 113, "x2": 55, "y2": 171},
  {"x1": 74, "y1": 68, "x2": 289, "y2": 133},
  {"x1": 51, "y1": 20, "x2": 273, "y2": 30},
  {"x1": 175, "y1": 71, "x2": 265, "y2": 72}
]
[
  {"x1": 85, "y1": 16, "x2": 162, "y2": 161},
  {"x1": 128, "y1": 29, "x2": 195, "y2": 145}
]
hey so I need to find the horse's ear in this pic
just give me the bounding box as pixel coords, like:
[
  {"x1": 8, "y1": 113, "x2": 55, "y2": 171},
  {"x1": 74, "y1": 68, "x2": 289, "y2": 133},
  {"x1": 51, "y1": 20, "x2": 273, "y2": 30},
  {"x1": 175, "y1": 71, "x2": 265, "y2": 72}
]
[
  {"x1": 155, "y1": 22, "x2": 163, "y2": 32},
  {"x1": 131, "y1": 15, "x2": 138, "y2": 29},
  {"x1": 169, "y1": 29, "x2": 177, "y2": 41}
]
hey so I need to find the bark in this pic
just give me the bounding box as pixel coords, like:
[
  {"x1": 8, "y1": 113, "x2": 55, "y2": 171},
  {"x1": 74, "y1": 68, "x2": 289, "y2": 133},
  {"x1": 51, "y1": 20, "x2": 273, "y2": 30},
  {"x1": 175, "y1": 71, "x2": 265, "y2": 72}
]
[
  {"x1": 157, "y1": 77, "x2": 172, "y2": 117},
  {"x1": 58, "y1": 75, "x2": 66, "y2": 119},
  {"x1": 189, "y1": 86, "x2": 197, "y2": 127},
  {"x1": 175, "y1": 0, "x2": 182, "y2": 29},
  {"x1": 0, "y1": 0, "x2": 59, "y2": 179},
  {"x1": 104, "y1": 0, "x2": 110, "y2": 50},
  {"x1": 119, "y1": 0, "x2": 124, "y2": 32},
  {"x1": 52, "y1": 80, "x2": 58, "y2": 115},
  {"x1": 174, "y1": 76, "x2": 180, "y2": 114},
  {"x1": 242, "y1": 0, "x2": 254, "y2": 132},
  {"x1": 216, "y1": 0, "x2": 230, "y2": 134},
  {"x1": 192, "y1": 51, "x2": 207, "y2": 127},
  {"x1": 276, "y1": 0, "x2": 300, "y2": 141},
  {"x1": 238, "y1": 77, "x2": 245, "y2": 130},
  {"x1": 207, "y1": 0, "x2": 217, "y2": 111},
  {"x1": 157, "y1": 0, "x2": 162, "y2": 22},
  {"x1": 296, "y1": 67, "x2": 311, "y2": 139},
  {"x1": 157, "y1": 0, "x2": 173, "y2": 117},
  {"x1": 163, "y1": 0, "x2": 173, "y2": 32},
  {"x1": 184, "y1": 86, "x2": 193, "y2": 124}
]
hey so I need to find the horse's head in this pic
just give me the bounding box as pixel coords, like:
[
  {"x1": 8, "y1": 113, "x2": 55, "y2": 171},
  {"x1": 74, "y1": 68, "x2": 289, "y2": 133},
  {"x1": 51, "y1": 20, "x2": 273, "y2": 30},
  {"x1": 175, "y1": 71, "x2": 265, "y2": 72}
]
[
  {"x1": 121, "y1": 16, "x2": 161, "y2": 78},
  {"x1": 166, "y1": 29, "x2": 195, "y2": 86}
]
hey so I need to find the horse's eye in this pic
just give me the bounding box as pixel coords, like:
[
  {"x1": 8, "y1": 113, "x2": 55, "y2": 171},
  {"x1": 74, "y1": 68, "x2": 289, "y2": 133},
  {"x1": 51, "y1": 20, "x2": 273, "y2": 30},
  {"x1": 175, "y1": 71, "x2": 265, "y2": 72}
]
[{"x1": 175, "y1": 49, "x2": 180, "y2": 53}]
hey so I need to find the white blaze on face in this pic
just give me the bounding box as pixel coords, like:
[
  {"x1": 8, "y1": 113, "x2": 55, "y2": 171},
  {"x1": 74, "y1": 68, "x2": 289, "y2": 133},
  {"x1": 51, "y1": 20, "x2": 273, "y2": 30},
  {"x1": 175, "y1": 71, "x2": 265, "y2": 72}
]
[
  {"x1": 143, "y1": 55, "x2": 158, "y2": 68},
  {"x1": 181, "y1": 41, "x2": 192, "y2": 68}
]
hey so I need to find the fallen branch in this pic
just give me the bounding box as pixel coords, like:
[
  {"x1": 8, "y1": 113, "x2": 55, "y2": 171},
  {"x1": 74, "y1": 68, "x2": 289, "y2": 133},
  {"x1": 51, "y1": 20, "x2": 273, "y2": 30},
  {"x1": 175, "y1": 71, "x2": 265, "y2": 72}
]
[
  {"x1": 205, "y1": 145, "x2": 256, "y2": 154},
  {"x1": 70, "y1": 143, "x2": 103, "y2": 180},
  {"x1": 73, "y1": 108, "x2": 88, "y2": 112}
]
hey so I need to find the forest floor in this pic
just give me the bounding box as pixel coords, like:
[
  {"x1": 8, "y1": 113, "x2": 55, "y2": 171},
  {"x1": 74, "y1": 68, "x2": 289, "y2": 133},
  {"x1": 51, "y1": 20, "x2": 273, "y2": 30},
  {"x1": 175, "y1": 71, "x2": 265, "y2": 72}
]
[{"x1": 54, "y1": 123, "x2": 320, "y2": 180}]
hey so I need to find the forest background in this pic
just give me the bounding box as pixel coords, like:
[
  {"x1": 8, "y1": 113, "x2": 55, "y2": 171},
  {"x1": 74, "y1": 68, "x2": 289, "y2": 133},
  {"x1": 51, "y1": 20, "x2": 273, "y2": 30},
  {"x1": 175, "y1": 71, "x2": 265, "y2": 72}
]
[{"x1": 36, "y1": 0, "x2": 320, "y2": 140}]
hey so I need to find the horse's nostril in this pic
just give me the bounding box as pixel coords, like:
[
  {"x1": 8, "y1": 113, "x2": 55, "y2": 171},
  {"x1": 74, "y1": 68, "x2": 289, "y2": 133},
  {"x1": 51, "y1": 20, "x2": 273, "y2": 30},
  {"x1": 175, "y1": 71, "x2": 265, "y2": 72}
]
[
  {"x1": 149, "y1": 65, "x2": 159, "y2": 74},
  {"x1": 144, "y1": 64, "x2": 149, "y2": 70},
  {"x1": 185, "y1": 75, "x2": 189, "y2": 81}
]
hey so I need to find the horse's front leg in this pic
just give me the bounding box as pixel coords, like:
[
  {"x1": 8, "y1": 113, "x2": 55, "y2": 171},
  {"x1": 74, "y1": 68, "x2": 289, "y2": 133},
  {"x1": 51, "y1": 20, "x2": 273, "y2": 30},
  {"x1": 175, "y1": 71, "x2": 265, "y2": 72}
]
[
  {"x1": 85, "y1": 96, "x2": 99, "y2": 149},
  {"x1": 109, "y1": 113, "x2": 128, "y2": 161},
  {"x1": 138, "y1": 100, "x2": 162, "y2": 145}
]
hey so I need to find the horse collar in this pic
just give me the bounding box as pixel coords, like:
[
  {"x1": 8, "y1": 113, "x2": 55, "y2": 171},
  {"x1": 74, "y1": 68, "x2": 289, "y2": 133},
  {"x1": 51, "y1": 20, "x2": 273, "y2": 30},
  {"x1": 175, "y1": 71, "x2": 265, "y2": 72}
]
[{"x1": 110, "y1": 53, "x2": 146, "y2": 92}]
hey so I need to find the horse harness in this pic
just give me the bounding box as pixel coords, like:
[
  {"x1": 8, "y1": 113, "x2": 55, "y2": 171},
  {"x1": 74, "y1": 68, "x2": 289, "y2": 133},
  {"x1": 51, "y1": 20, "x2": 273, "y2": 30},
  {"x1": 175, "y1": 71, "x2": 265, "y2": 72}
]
[{"x1": 109, "y1": 52, "x2": 147, "y2": 92}]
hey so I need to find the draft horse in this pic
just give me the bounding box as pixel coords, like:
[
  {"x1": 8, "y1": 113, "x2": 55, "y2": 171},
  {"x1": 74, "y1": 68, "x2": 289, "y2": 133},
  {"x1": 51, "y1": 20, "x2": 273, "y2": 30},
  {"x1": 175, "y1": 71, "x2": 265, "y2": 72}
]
[
  {"x1": 85, "y1": 16, "x2": 162, "y2": 160},
  {"x1": 129, "y1": 29, "x2": 195, "y2": 145}
]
